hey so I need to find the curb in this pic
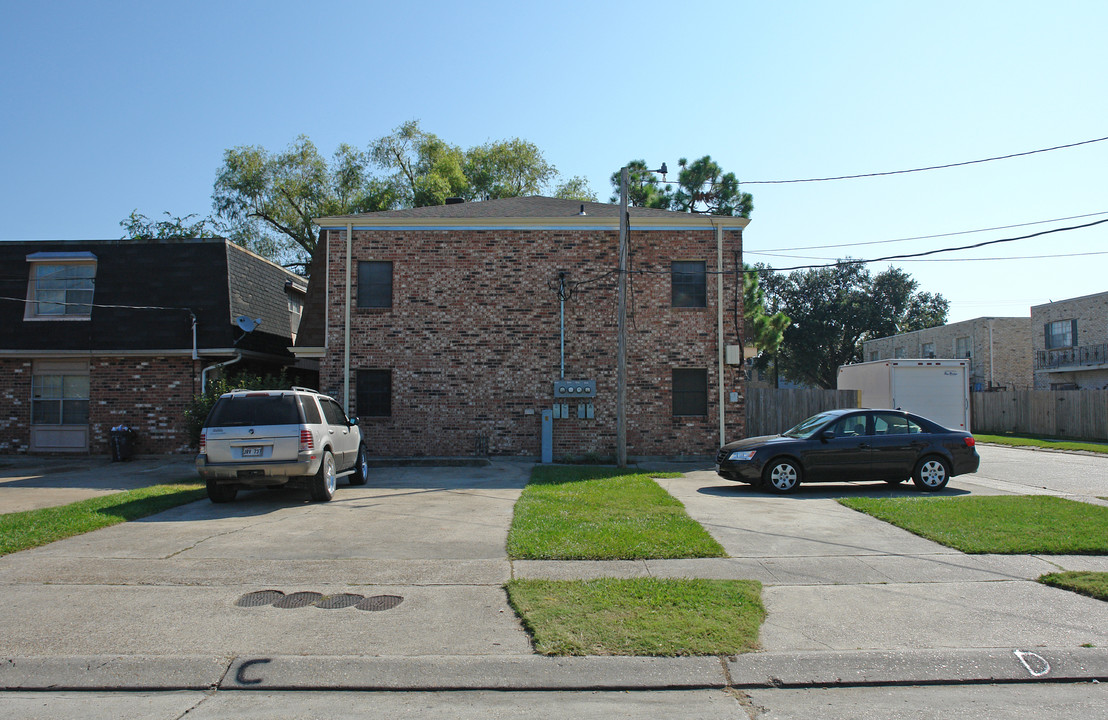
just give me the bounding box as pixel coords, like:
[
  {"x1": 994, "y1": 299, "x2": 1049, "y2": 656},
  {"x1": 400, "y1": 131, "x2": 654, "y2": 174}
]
[{"x1": 5, "y1": 649, "x2": 1106, "y2": 692}]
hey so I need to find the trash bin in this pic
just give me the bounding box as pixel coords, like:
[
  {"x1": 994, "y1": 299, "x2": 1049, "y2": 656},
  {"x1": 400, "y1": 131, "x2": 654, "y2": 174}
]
[{"x1": 110, "y1": 425, "x2": 136, "y2": 461}]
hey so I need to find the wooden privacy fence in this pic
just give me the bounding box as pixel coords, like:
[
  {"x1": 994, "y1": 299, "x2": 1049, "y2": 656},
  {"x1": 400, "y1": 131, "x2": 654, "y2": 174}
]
[
  {"x1": 744, "y1": 388, "x2": 861, "y2": 438},
  {"x1": 971, "y1": 390, "x2": 1108, "y2": 441}
]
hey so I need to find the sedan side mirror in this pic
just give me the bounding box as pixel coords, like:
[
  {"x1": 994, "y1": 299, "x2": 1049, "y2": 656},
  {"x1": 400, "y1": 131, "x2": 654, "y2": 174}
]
[
  {"x1": 820, "y1": 430, "x2": 835, "y2": 442},
  {"x1": 348, "y1": 417, "x2": 360, "y2": 426}
]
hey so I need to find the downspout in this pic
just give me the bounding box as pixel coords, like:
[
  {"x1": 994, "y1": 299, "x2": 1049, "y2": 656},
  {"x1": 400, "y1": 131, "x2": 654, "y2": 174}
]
[
  {"x1": 200, "y1": 354, "x2": 241, "y2": 393},
  {"x1": 190, "y1": 312, "x2": 198, "y2": 360},
  {"x1": 344, "y1": 223, "x2": 353, "y2": 415},
  {"x1": 988, "y1": 319, "x2": 995, "y2": 389},
  {"x1": 559, "y1": 271, "x2": 566, "y2": 378},
  {"x1": 717, "y1": 224, "x2": 726, "y2": 447}
]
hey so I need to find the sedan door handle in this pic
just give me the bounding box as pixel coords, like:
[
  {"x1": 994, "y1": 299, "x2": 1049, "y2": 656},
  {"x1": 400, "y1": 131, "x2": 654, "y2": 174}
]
[{"x1": 858, "y1": 442, "x2": 871, "y2": 449}]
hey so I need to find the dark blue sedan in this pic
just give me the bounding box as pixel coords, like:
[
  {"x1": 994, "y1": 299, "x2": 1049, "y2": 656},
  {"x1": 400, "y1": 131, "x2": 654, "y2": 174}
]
[{"x1": 715, "y1": 408, "x2": 980, "y2": 493}]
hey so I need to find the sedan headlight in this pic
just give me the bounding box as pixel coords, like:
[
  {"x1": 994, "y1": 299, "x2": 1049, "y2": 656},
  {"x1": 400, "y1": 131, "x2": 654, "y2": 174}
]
[{"x1": 728, "y1": 450, "x2": 757, "y2": 461}]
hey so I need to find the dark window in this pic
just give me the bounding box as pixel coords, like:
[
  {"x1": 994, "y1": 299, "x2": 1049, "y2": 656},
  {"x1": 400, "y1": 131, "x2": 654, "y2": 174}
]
[
  {"x1": 357, "y1": 261, "x2": 393, "y2": 308},
  {"x1": 299, "y1": 396, "x2": 322, "y2": 425},
  {"x1": 1045, "y1": 320, "x2": 1077, "y2": 349},
  {"x1": 671, "y1": 261, "x2": 706, "y2": 308},
  {"x1": 672, "y1": 369, "x2": 708, "y2": 416},
  {"x1": 321, "y1": 398, "x2": 349, "y2": 426},
  {"x1": 356, "y1": 370, "x2": 392, "y2": 417},
  {"x1": 205, "y1": 395, "x2": 301, "y2": 427}
]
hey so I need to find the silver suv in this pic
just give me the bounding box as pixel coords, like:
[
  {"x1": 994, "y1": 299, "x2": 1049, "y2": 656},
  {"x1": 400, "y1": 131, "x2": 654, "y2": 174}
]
[{"x1": 196, "y1": 387, "x2": 368, "y2": 503}]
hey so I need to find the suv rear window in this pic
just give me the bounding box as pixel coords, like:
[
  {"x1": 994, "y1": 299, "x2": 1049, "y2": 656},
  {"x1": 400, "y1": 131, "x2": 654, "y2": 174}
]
[{"x1": 205, "y1": 394, "x2": 303, "y2": 427}]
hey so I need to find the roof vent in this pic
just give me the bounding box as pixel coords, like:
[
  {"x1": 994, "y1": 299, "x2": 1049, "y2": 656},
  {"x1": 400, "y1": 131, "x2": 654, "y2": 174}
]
[
  {"x1": 578, "y1": 204, "x2": 587, "y2": 215},
  {"x1": 445, "y1": 197, "x2": 464, "y2": 205}
]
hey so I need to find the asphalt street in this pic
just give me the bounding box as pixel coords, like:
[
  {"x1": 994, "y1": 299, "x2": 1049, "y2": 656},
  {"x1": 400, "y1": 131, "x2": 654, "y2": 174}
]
[{"x1": 0, "y1": 444, "x2": 1105, "y2": 717}]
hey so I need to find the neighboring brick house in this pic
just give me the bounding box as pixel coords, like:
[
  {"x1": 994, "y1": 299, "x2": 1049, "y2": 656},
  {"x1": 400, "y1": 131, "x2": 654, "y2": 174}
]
[
  {"x1": 294, "y1": 196, "x2": 748, "y2": 460},
  {"x1": 1032, "y1": 291, "x2": 1108, "y2": 390},
  {"x1": 0, "y1": 238, "x2": 310, "y2": 454},
  {"x1": 862, "y1": 317, "x2": 1032, "y2": 391}
]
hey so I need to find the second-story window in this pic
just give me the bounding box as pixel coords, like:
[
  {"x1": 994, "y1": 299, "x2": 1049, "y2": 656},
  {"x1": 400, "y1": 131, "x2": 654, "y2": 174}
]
[
  {"x1": 1045, "y1": 320, "x2": 1076, "y2": 349},
  {"x1": 671, "y1": 261, "x2": 706, "y2": 308},
  {"x1": 25, "y1": 254, "x2": 97, "y2": 320},
  {"x1": 357, "y1": 261, "x2": 393, "y2": 308}
]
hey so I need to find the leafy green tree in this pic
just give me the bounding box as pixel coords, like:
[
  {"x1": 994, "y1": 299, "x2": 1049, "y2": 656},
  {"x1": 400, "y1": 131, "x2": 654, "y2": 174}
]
[
  {"x1": 552, "y1": 175, "x2": 598, "y2": 202},
  {"x1": 213, "y1": 135, "x2": 394, "y2": 270},
  {"x1": 464, "y1": 137, "x2": 557, "y2": 200},
  {"x1": 120, "y1": 210, "x2": 219, "y2": 239},
  {"x1": 743, "y1": 264, "x2": 790, "y2": 366},
  {"x1": 760, "y1": 263, "x2": 948, "y2": 388},
  {"x1": 369, "y1": 120, "x2": 469, "y2": 207}
]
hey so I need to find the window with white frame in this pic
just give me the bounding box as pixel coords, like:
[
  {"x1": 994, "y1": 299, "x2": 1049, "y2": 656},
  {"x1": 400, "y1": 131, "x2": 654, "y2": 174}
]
[
  {"x1": 921, "y1": 342, "x2": 935, "y2": 358},
  {"x1": 869, "y1": 351, "x2": 880, "y2": 361},
  {"x1": 894, "y1": 347, "x2": 905, "y2": 359},
  {"x1": 25, "y1": 253, "x2": 96, "y2": 320},
  {"x1": 1045, "y1": 320, "x2": 1076, "y2": 349}
]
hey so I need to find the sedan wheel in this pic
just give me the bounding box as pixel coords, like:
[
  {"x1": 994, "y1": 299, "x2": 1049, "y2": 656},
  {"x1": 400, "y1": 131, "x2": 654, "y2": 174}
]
[
  {"x1": 913, "y1": 456, "x2": 950, "y2": 491},
  {"x1": 763, "y1": 459, "x2": 801, "y2": 494}
]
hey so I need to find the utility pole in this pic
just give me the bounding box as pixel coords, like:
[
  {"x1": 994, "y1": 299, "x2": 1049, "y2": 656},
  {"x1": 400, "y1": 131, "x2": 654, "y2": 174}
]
[
  {"x1": 617, "y1": 168, "x2": 629, "y2": 468},
  {"x1": 616, "y1": 163, "x2": 666, "y2": 469}
]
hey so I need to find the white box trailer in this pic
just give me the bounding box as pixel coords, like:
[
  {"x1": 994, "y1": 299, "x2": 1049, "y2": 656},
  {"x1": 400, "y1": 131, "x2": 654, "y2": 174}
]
[{"x1": 837, "y1": 359, "x2": 971, "y2": 431}]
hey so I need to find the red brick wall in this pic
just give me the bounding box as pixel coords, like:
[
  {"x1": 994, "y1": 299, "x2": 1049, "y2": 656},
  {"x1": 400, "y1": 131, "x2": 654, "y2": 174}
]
[
  {"x1": 89, "y1": 357, "x2": 200, "y2": 455},
  {"x1": 0, "y1": 356, "x2": 199, "y2": 455},
  {"x1": 321, "y1": 226, "x2": 746, "y2": 459},
  {"x1": 0, "y1": 360, "x2": 32, "y2": 453}
]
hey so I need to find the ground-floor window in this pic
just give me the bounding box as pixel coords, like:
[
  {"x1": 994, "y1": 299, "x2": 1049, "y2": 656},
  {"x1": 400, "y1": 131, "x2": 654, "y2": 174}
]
[
  {"x1": 672, "y1": 368, "x2": 708, "y2": 416},
  {"x1": 356, "y1": 369, "x2": 392, "y2": 417},
  {"x1": 32, "y1": 370, "x2": 89, "y2": 425}
]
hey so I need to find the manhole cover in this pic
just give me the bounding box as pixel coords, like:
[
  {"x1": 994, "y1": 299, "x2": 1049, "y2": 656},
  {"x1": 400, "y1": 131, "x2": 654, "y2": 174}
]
[
  {"x1": 235, "y1": 590, "x2": 285, "y2": 608},
  {"x1": 272, "y1": 591, "x2": 324, "y2": 609},
  {"x1": 316, "y1": 593, "x2": 365, "y2": 609},
  {"x1": 355, "y1": 594, "x2": 404, "y2": 612}
]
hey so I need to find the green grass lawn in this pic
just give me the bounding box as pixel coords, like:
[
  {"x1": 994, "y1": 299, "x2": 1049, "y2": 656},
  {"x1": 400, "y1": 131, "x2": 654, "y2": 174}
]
[
  {"x1": 839, "y1": 495, "x2": 1108, "y2": 554},
  {"x1": 0, "y1": 483, "x2": 205, "y2": 556},
  {"x1": 1038, "y1": 571, "x2": 1108, "y2": 602},
  {"x1": 975, "y1": 434, "x2": 1108, "y2": 454},
  {"x1": 506, "y1": 466, "x2": 726, "y2": 560},
  {"x1": 505, "y1": 577, "x2": 764, "y2": 656}
]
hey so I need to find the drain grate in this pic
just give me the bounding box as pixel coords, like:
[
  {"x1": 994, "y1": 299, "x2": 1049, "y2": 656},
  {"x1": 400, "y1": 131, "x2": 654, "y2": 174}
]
[
  {"x1": 272, "y1": 591, "x2": 324, "y2": 609},
  {"x1": 316, "y1": 593, "x2": 365, "y2": 609},
  {"x1": 235, "y1": 590, "x2": 285, "y2": 607},
  {"x1": 356, "y1": 594, "x2": 404, "y2": 612}
]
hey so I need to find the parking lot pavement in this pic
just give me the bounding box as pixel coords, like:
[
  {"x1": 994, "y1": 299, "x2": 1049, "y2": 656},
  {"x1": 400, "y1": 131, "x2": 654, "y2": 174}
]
[
  {"x1": 0, "y1": 455, "x2": 197, "y2": 514},
  {"x1": 1, "y1": 451, "x2": 1107, "y2": 694}
]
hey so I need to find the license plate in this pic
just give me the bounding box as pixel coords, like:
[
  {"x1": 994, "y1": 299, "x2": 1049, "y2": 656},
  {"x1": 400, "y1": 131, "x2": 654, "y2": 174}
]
[{"x1": 241, "y1": 446, "x2": 263, "y2": 458}]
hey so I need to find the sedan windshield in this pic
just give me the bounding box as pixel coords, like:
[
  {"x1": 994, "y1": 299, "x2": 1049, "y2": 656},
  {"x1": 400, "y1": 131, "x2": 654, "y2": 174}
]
[{"x1": 781, "y1": 412, "x2": 836, "y2": 439}]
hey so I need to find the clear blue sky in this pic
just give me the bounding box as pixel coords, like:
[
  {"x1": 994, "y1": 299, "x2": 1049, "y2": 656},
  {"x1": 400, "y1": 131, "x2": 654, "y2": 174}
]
[{"x1": 2, "y1": 0, "x2": 1105, "y2": 323}]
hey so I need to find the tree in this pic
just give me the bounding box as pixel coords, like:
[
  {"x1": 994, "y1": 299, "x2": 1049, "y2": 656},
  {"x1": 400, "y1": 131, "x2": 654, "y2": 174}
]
[
  {"x1": 610, "y1": 155, "x2": 753, "y2": 217},
  {"x1": 369, "y1": 120, "x2": 469, "y2": 207},
  {"x1": 552, "y1": 175, "x2": 598, "y2": 202},
  {"x1": 213, "y1": 135, "x2": 394, "y2": 270},
  {"x1": 761, "y1": 262, "x2": 948, "y2": 388},
  {"x1": 464, "y1": 138, "x2": 557, "y2": 200},
  {"x1": 120, "y1": 210, "x2": 219, "y2": 239},
  {"x1": 743, "y1": 264, "x2": 790, "y2": 367},
  {"x1": 608, "y1": 160, "x2": 672, "y2": 209}
]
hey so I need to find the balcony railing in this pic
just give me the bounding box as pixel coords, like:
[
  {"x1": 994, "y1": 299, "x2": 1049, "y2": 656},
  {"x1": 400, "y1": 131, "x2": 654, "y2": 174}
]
[{"x1": 1036, "y1": 343, "x2": 1108, "y2": 370}]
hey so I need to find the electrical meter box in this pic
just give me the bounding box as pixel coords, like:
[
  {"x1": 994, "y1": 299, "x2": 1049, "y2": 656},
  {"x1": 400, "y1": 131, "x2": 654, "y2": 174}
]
[{"x1": 553, "y1": 379, "x2": 596, "y2": 398}]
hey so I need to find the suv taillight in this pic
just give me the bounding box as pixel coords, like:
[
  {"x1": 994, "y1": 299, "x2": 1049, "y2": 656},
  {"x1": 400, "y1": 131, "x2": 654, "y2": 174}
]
[
  {"x1": 199, "y1": 429, "x2": 206, "y2": 454},
  {"x1": 300, "y1": 427, "x2": 314, "y2": 452}
]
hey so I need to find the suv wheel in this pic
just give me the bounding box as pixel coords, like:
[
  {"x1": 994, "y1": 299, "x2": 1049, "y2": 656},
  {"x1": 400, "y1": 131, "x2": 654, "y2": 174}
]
[
  {"x1": 206, "y1": 479, "x2": 238, "y2": 503},
  {"x1": 310, "y1": 451, "x2": 337, "y2": 502},
  {"x1": 349, "y1": 443, "x2": 369, "y2": 486}
]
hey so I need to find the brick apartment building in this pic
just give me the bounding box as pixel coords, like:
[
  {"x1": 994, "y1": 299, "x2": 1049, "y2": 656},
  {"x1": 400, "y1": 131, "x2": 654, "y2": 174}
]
[
  {"x1": 294, "y1": 196, "x2": 749, "y2": 460},
  {"x1": 1032, "y1": 290, "x2": 1108, "y2": 390},
  {"x1": 862, "y1": 317, "x2": 1033, "y2": 391},
  {"x1": 0, "y1": 238, "x2": 309, "y2": 454}
]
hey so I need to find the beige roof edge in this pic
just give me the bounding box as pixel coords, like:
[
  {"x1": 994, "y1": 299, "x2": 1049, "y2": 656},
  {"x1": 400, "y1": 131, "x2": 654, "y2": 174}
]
[{"x1": 313, "y1": 215, "x2": 750, "y2": 229}]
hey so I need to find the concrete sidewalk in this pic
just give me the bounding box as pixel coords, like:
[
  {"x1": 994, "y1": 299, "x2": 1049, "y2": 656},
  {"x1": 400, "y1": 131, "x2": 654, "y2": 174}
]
[{"x1": 1, "y1": 457, "x2": 1106, "y2": 691}]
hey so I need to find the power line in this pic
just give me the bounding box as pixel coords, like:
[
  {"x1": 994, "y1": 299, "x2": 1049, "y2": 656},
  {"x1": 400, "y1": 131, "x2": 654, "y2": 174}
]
[
  {"x1": 741, "y1": 135, "x2": 1108, "y2": 185},
  {"x1": 748, "y1": 210, "x2": 1108, "y2": 253},
  {"x1": 748, "y1": 249, "x2": 1108, "y2": 263},
  {"x1": 758, "y1": 217, "x2": 1108, "y2": 272}
]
